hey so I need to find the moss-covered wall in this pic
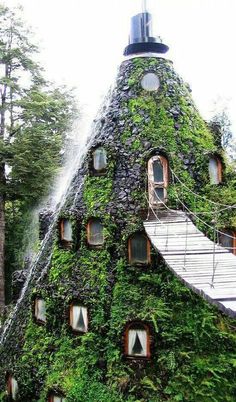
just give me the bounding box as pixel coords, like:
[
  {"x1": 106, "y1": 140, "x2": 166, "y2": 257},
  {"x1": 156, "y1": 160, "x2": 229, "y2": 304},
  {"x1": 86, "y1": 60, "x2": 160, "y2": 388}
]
[{"x1": 0, "y1": 57, "x2": 236, "y2": 402}]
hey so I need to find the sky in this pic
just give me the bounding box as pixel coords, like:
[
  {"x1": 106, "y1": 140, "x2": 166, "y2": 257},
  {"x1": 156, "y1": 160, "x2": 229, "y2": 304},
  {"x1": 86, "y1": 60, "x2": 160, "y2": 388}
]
[{"x1": 5, "y1": 0, "x2": 236, "y2": 136}]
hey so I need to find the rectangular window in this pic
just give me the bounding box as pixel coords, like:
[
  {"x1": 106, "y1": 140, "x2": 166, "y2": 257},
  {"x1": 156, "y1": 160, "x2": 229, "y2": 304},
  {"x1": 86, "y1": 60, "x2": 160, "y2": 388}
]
[
  {"x1": 35, "y1": 298, "x2": 46, "y2": 323},
  {"x1": 129, "y1": 234, "x2": 150, "y2": 264},
  {"x1": 70, "y1": 305, "x2": 88, "y2": 333},
  {"x1": 209, "y1": 158, "x2": 219, "y2": 184},
  {"x1": 128, "y1": 329, "x2": 147, "y2": 356},
  {"x1": 87, "y1": 219, "x2": 104, "y2": 246},
  {"x1": 7, "y1": 377, "x2": 18, "y2": 401},
  {"x1": 93, "y1": 148, "x2": 107, "y2": 172},
  {"x1": 61, "y1": 219, "x2": 73, "y2": 242},
  {"x1": 148, "y1": 156, "x2": 168, "y2": 207}
]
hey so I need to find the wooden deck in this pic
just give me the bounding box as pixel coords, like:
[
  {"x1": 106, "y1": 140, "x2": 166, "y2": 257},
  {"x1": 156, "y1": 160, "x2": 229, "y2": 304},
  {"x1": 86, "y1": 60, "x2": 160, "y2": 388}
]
[{"x1": 144, "y1": 210, "x2": 236, "y2": 318}]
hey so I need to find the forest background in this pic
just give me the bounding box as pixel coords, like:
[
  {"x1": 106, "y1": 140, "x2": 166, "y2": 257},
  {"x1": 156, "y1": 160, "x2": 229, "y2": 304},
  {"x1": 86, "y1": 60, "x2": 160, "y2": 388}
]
[{"x1": 0, "y1": 4, "x2": 78, "y2": 306}]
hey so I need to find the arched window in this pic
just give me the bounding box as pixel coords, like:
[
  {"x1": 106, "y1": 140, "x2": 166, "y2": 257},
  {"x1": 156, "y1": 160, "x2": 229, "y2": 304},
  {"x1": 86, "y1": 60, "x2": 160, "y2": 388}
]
[
  {"x1": 34, "y1": 297, "x2": 46, "y2": 324},
  {"x1": 48, "y1": 394, "x2": 66, "y2": 402},
  {"x1": 87, "y1": 219, "x2": 104, "y2": 247},
  {"x1": 124, "y1": 323, "x2": 151, "y2": 358},
  {"x1": 59, "y1": 219, "x2": 73, "y2": 246},
  {"x1": 69, "y1": 303, "x2": 88, "y2": 333},
  {"x1": 128, "y1": 233, "x2": 151, "y2": 264},
  {"x1": 209, "y1": 156, "x2": 222, "y2": 184},
  {"x1": 7, "y1": 375, "x2": 19, "y2": 401},
  {"x1": 148, "y1": 155, "x2": 168, "y2": 206},
  {"x1": 219, "y1": 230, "x2": 236, "y2": 255},
  {"x1": 93, "y1": 147, "x2": 107, "y2": 173}
]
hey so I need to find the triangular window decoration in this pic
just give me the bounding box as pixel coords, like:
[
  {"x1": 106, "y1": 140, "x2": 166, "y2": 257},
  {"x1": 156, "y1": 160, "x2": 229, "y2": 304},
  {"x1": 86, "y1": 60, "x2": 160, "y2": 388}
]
[
  {"x1": 77, "y1": 308, "x2": 86, "y2": 332},
  {"x1": 70, "y1": 304, "x2": 88, "y2": 333},
  {"x1": 132, "y1": 333, "x2": 143, "y2": 355},
  {"x1": 128, "y1": 329, "x2": 147, "y2": 357}
]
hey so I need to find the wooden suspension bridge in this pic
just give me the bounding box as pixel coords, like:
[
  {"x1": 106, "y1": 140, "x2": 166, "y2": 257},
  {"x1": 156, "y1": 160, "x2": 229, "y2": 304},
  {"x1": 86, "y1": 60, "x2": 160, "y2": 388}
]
[{"x1": 144, "y1": 210, "x2": 236, "y2": 318}]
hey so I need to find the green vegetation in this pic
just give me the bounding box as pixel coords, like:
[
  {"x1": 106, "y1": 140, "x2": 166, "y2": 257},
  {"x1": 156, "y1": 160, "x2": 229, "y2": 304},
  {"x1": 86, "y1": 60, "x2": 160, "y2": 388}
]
[
  {"x1": 0, "y1": 4, "x2": 78, "y2": 302},
  {"x1": 1, "y1": 56, "x2": 236, "y2": 402}
]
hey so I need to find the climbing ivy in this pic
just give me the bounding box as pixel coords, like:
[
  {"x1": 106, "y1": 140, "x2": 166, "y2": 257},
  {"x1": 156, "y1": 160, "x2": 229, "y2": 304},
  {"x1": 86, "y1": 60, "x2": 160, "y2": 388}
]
[{"x1": 1, "y1": 57, "x2": 236, "y2": 402}]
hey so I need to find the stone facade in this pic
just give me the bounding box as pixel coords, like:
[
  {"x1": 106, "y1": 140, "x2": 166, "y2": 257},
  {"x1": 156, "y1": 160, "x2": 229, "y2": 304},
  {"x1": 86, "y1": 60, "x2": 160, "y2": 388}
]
[{"x1": 0, "y1": 57, "x2": 236, "y2": 402}]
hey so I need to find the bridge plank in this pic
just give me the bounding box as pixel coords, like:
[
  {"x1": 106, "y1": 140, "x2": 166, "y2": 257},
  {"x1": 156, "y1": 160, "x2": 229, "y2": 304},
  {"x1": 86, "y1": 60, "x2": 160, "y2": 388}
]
[{"x1": 144, "y1": 211, "x2": 236, "y2": 318}]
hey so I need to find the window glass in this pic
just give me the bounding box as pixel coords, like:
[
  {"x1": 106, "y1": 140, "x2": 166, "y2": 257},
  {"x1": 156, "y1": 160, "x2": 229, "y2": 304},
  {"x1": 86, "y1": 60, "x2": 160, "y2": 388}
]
[
  {"x1": 209, "y1": 158, "x2": 219, "y2": 184},
  {"x1": 35, "y1": 298, "x2": 46, "y2": 323},
  {"x1": 88, "y1": 219, "x2": 104, "y2": 246},
  {"x1": 154, "y1": 187, "x2": 164, "y2": 202},
  {"x1": 141, "y1": 73, "x2": 160, "y2": 91},
  {"x1": 219, "y1": 231, "x2": 236, "y2": 255},
  {"x1": 153, "y1": 159, "x2": 163, "y2": 183},
  {"x1": 49, "y1": 395, "x2": 65, "y2": 402},
  {"x1": 70, "y1": 305, "x2": 88, "y2": 333},
  {"x1": 7, "y1": 377, "x2": 19, "y2": 401},
  {"x1": 11, "y1": 378, "x2": 18, "y2": 400},
  {"x1": 148, "y1": 155, "x2": 168, "y2": 206},
  {"x1": 93, "y1": 148, "x2": 107, "y2": 171},
  {"x1": 61, "y1": 219, "x2": 73, "y2": 242},
  {"x1": 128, "y1": 329, "x2": 147, "y2": 356},
  {"x1": 130, "y1": 234, "x2": 148, "y2": 264},
  {"x1": 220, "y1": 232, "x2": 232, "y2": 249},
  {"x1": 54, "y1": 397, "x2": 65, "y2": 402}
]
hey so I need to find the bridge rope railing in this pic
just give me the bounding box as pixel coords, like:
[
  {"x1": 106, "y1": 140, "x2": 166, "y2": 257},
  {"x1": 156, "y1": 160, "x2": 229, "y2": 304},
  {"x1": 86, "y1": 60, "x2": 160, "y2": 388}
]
[
  {"x1": 170, "y1": 169, "x2": 236, "y2": 242},
  {"x1": 173, "y1": 190, "x2": 234, "y2": 243},
  {"x1": 171, "y1": 169, "x2": 236, "y2": 211},
  {"x1": 146, "y1": 178, "x2": 236, "y2": 287},
  {"x1": 148, "y1": 178, "x2": 236, "y2": 244}
]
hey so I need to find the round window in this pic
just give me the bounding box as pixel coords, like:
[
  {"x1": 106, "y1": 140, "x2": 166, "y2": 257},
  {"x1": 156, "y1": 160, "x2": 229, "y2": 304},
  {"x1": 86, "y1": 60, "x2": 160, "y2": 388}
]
[{"x1": 141, "y1": 73, "x2": 160, "y2": 91}]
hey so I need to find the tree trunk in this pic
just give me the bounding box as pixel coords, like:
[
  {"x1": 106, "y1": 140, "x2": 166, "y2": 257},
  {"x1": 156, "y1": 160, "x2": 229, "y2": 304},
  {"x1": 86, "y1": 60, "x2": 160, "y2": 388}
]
[
  {"x1": 0, "y1": 99, "x2": 5, "y2": 312},
  {"x1": 0, "y1": 192, "x2": 5, "y2": 313},
  {"x1": 0, "y1": 63, "x2": 8, "y2": 313}
]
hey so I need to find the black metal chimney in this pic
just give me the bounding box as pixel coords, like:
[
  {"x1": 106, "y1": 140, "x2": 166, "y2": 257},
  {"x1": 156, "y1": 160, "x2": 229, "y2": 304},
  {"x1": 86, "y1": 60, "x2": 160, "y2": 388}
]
[{"x1": 124, "y1": 0, "x2": 169, "y2": 56}]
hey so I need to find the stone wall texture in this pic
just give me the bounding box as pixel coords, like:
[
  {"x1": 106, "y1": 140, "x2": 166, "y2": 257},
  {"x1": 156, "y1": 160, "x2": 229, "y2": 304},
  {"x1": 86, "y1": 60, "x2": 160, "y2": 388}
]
[{"x1": 0, "y1": 57, "x2": 236, "y2": 402}]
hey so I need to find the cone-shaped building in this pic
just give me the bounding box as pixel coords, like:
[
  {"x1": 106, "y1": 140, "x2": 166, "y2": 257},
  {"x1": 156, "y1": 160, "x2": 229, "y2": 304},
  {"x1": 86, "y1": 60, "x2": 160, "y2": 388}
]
[{"x1": 1, "y1": 2, "x2": 236, "y2": 402}]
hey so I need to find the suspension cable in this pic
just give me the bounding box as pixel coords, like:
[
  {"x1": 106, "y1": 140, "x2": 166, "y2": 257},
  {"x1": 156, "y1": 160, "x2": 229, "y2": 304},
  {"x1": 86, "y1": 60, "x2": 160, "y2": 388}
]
[
  {"x1": 171, "y1": 168, "x2": 236, "y2": 210},
  {"x1": 146, "y1": 180, "x2": 235, "y2": 246},
  {"x1": 173, "y1": 188, "x2": 236, "y2": 244}
]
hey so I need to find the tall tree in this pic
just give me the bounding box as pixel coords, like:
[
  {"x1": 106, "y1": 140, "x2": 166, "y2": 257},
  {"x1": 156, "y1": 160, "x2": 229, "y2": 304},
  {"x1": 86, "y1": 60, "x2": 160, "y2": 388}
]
[{"x1": 0, "y1": 5, "x2": 77, "y2": 310}]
